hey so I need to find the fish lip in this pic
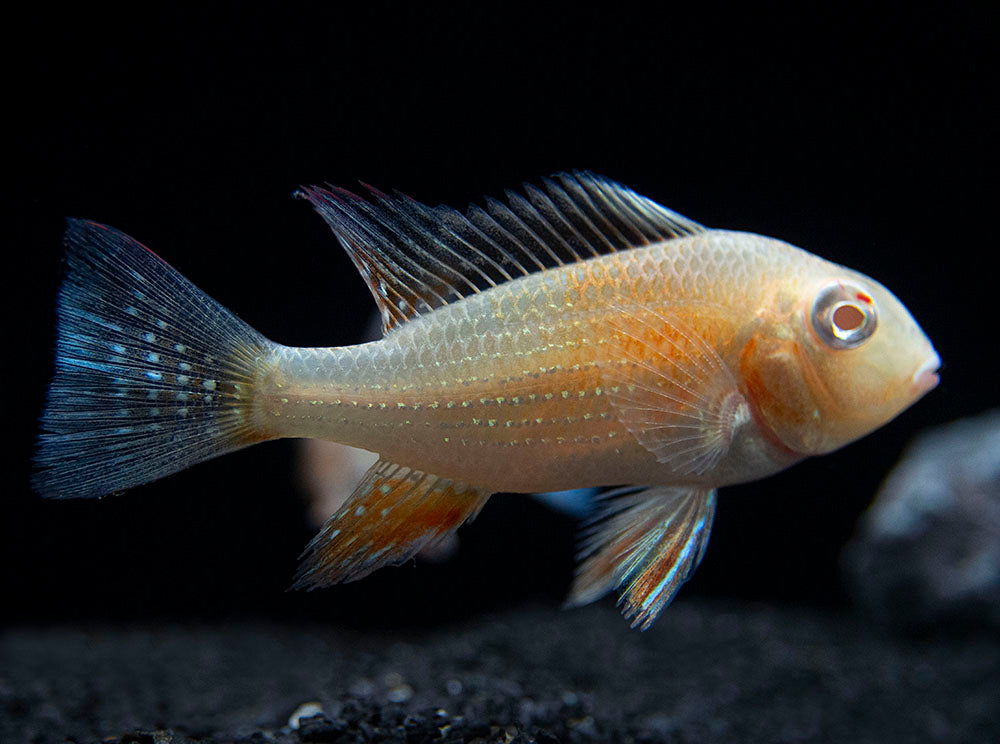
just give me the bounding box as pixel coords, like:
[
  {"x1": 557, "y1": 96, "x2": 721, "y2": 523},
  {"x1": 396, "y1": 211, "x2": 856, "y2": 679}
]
[{"x1": 910, "y1": 353, "x2": 941, "y2": 396}]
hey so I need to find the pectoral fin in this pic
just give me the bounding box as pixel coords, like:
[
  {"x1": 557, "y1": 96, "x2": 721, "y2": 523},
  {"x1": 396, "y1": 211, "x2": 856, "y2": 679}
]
[
  {"x1": 293, "y1": 459, "x2": 492, "y2": 588},
  {"x1": 566, "y1": 486, "x2": 717, "y2": 630},
  {"x1": 605, "y1": 306, "x2": 749, "y2": 475}
]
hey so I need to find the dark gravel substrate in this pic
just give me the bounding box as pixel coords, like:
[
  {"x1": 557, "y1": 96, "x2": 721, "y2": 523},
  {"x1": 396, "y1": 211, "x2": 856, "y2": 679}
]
[{"x1": 2, "y1": 600, "x2": 996, "y2": 744}]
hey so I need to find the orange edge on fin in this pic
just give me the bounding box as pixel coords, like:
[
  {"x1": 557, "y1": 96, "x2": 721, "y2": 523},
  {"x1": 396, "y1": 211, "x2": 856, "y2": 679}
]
[{"x1": 294, "y1": 460, "x2": 492, "y2": 589}]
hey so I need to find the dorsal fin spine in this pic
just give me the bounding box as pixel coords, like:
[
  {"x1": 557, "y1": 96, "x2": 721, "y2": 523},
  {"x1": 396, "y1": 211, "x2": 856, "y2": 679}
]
[
  {"x1": 486, "y1": 195, "x2": 566, "y2": 267},
  {"x1": 415, "y1": 203, "x2": 516, "y2": 284},
  {"x1": 361, "y1": 194, "x2": 476, "y2": 298},
  {"x1": 544, "y1": 176, "x2": 619, "y2": 254},
  {"x1": 508, "y1": 188, "x2": 586, "y2": 263},
  {"x1": 537, "y1": 180, "x2": 607, "y2": 259},
  {"x1": 438, "y1": 204, "x2": 531, "y2": 279},
  {"x1": 303, "y1": 187, "x2": 400, "y2": 324},
  {"x1": 410, "y1": 203, "x2": 507, "y2": 286},
  {"x1": 374, "y1": 193, "x2": 496, "y2": 292},
  {"x1": 466, "y1": 203, "x2": 548, "y2": 273},
  {"x1": 558, "y1": 175, "x2": 634, "y2": 251},
  {"x1": 598, "y1": 179, "x2": 659, "y2": 243},
  {"x1": 583, "y1": 178, "x2": 649, "y2": 245},
  {"x1": 330, "y1": 186, "x2": 475, "y2": 316},
  {"x1": 522, "y1": 182, "x2": 593, "y2": 261}
]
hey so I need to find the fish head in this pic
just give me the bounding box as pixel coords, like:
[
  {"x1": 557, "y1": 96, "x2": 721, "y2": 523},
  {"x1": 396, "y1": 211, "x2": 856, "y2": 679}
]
[{"x1": 742, "y1": 263, "x2": 939, "y2": 456}]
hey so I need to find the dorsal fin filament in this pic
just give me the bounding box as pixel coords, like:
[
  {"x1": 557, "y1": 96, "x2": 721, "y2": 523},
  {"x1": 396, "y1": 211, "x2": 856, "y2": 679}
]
[{"x1": 301, "y1": 172, "x2": 705, "y2": 334}]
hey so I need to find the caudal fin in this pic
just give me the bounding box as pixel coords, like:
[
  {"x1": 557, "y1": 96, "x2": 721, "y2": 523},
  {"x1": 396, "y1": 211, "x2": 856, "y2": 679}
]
[{"x1": 33, "y1": 220, "x2": 275, "y2": 498}]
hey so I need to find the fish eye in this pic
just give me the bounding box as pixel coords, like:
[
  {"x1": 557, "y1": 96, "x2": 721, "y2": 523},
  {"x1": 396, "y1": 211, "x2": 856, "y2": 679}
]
[{"x1": 810, "y1": 282, "x2": 878, "y2": 350}]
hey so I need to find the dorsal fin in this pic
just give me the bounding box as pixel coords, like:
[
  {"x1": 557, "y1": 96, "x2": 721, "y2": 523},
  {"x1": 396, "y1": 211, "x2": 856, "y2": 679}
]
[{"x1": 299, "y1": 173, "x2": 705, "y2": 334}]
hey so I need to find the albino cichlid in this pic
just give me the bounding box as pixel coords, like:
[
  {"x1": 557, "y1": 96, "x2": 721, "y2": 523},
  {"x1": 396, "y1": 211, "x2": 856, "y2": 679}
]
[{"x1": 34, "y1": 173, "x2": 940, "y2": 629}]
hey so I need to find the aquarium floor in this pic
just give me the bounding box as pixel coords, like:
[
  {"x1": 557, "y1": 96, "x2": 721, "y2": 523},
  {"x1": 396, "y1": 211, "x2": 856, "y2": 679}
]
[{"x1": 2, "y1": 600, "x2": 996, "y2": 744}]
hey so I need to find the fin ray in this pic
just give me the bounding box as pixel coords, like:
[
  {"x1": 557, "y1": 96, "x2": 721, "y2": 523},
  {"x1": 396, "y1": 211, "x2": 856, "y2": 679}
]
[
  {"x1": 33, "y1": 220, "x2": 273, "y2": 498},
  {"x1": 567, "y1": 486, "x2": 717, "y2": 630},
  {"x1": 294, "y1": 459, "x2": 492, "y2": 588},
  {"x1": 302, "y1": 173, "x2": 706, "y2": 334},
  {"x1": 605, "y1": 306, "x2": 749, "y2": 475}
]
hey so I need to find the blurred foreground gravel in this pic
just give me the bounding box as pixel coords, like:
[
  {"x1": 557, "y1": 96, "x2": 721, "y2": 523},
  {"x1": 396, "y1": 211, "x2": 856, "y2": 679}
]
[{"x1": 2, "y1": 600, "x2": 996, "y2": 743}]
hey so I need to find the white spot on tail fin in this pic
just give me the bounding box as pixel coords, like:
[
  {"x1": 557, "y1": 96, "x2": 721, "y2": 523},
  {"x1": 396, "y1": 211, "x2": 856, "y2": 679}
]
[{"x1": 33, "y1": 219, "x2": 274, "y2": 498}]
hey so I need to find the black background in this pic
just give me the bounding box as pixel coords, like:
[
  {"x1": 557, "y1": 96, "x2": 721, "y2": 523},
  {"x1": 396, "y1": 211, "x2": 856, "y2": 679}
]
[{"x1": 5, "y1": 5, "x2": 994, "y2": 627}]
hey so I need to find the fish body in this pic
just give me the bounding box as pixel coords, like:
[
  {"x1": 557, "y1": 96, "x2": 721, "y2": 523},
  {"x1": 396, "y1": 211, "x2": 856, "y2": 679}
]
[
  {"x1": 262, "y1": 232, "x2": 796, "y2": 492},
  {"x1": 34, "y1": 173, "x2": 939, "y2": 628}
]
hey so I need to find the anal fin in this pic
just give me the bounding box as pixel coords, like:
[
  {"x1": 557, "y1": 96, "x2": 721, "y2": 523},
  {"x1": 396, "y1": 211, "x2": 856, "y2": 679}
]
[
  {"x1": 294, "y1": 459, "x2": 492, "y2": 588},
  {"x1": 566, "y1": 486, "x2": 716, "y2": 630}
]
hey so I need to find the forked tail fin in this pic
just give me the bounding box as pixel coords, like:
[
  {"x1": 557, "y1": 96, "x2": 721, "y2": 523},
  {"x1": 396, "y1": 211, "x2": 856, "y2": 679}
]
[{"x1": 33, "y1": 220, "x2": 275, "y2": 498}]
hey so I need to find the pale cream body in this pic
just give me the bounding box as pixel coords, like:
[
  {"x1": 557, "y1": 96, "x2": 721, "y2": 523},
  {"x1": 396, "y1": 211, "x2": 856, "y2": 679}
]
[{"x1": 255, "y1": 230, "x2": 814, "y2": 492}]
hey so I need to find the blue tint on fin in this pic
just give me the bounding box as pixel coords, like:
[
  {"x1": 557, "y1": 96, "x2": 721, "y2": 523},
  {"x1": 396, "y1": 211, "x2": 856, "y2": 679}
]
[
  {"x1": 567, "y1": 486, "x2": 716, "y2": 630},
  {"x1": 34, "y1": 220, "x2": 272, "y2": 498}
]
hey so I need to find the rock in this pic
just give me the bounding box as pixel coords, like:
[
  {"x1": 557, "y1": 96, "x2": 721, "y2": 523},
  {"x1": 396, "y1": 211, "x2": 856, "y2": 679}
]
[{"x1": 843, "y1": 409, "x2": 1000, "y2": 630}]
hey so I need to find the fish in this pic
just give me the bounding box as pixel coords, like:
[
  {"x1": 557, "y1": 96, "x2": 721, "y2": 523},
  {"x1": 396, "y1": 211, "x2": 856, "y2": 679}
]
[{"x1": 33, "y1": 172, "x2": 940, "y2": 629}]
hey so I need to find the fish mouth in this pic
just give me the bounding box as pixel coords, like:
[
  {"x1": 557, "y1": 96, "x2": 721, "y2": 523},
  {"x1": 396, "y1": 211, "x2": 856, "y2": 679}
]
[{"x1": 910, "y1": 353, "x2": 941, "y2": 396}]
